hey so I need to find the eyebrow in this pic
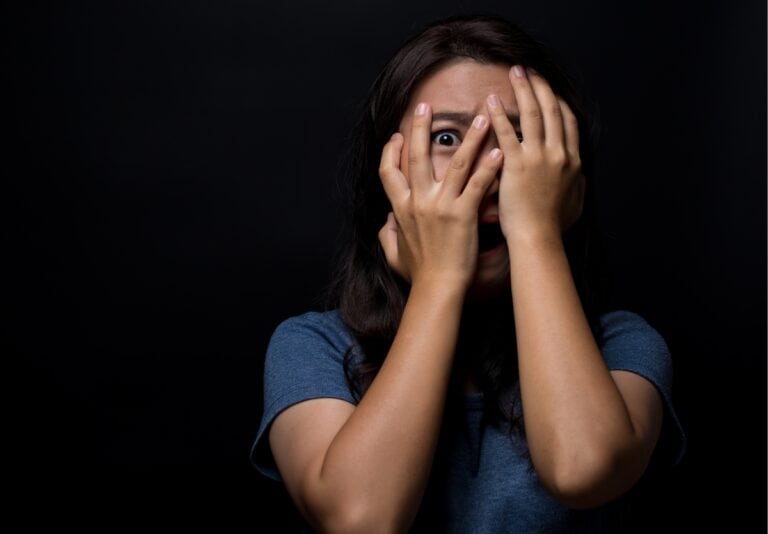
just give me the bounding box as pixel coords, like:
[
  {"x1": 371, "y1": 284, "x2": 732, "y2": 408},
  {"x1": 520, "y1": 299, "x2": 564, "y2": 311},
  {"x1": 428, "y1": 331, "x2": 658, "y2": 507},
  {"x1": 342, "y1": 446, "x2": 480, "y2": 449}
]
[{"x1": 432, "y1": 111, "x2": 521, "y2": 128}]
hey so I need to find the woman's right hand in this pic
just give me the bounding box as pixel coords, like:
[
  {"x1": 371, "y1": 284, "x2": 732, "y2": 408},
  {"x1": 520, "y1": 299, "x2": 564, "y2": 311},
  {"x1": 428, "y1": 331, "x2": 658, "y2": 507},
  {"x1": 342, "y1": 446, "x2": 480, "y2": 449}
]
[{"x1": 378, "y1": 102, "x2": 504, "y2": 292}]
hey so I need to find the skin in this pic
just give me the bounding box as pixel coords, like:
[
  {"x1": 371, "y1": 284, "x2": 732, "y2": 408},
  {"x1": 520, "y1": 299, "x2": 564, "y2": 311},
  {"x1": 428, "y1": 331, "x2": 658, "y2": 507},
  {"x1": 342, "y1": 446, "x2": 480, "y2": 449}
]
[
  {"x1": 268, "y1": 60, "x2": 665, "y2": 532},
  {"x1": 380, "y1": 59, "x2": 585, "y2": 298}
]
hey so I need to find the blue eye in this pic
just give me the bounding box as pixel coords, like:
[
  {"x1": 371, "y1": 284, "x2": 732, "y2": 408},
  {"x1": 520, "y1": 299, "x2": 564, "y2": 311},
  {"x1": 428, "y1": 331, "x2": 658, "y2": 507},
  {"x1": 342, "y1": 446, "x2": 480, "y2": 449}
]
[{"x1": 431, "y1": 130, "x2": 461, "y2": 147}]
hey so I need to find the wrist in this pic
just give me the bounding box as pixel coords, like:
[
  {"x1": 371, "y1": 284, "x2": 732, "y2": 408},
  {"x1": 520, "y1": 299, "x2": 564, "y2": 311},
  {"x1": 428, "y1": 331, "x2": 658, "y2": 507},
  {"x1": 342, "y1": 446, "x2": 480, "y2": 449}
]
[
  {"x1": 408, "y1": 275, "x2": 468, "y2": 305},
  {"x1": 504, "y1": 223, "x2": 562, "y2": 249}
]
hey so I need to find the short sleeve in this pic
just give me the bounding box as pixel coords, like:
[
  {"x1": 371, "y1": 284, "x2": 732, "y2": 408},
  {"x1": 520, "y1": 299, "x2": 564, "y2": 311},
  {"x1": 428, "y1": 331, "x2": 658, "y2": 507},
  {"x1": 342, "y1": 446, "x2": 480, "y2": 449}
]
[
  {"x1": 249, "y1": 310, "x2": 358, "y2": 482},
  {"x1": 598, "y1": 310, "x2": 687, "y2": 467}
]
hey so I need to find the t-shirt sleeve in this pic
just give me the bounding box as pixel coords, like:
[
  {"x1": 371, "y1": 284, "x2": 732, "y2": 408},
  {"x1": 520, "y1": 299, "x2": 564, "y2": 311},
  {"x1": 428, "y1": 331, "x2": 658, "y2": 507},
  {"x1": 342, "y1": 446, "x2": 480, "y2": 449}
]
[
  {"x1": 598, "y1": 310, "x2": 687, "y2": 467},
  {"x1": 249, "y1": 310, "x2": 358, "y2": 482}
]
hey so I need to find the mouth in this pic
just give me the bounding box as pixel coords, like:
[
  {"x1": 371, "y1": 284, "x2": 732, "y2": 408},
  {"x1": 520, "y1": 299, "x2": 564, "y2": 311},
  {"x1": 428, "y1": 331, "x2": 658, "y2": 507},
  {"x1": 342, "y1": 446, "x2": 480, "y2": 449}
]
[{"x1": 478, "y1": 222, "x2": 505, "y2": 253}]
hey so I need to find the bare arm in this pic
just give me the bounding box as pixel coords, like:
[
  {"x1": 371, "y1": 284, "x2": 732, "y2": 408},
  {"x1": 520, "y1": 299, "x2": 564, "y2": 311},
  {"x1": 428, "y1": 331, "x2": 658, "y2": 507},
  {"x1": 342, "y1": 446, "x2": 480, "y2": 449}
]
[
  {"x1": 269, "y1": 102, "x2": 501, "y2": 533},
  {"x1": 487, "y1": 65, "x2": 663, "y2": 508},
  {"x1": 507, "y1": 229, "x2": 662, "y2": 508},
  {"x1": 272, "y1": 282, "x2": 464, "y2": 533}
]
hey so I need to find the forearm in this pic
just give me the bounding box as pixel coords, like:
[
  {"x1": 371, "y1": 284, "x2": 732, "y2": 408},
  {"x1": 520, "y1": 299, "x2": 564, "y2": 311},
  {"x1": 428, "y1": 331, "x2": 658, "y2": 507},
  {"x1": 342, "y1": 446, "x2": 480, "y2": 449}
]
[
  {"x1": 507, "y1": 228, "x2": 637, "y2": 495},
  {"x1": 314, "y1": 280, "x2": 465, "y2": 532}
]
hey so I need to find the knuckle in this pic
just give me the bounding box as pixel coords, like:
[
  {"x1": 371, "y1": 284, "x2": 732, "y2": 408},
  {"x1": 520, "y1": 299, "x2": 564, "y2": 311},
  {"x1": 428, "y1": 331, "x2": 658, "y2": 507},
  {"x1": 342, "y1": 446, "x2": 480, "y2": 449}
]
[
  {"x1": 407, "y1": 151, "x2": 423, "y2": 168},
  {"x1": 494, "y1": 122, "x2": 515, "y2": 139},
  {"x1": 550, "y1": 149, "x2": 567, "y2": 166},
  {"x1": 412, "y1": 202, "x2": 430, "y2": 219},
  {"x1": 435, "y1": 204, "x2": 453, "y2": 220},
  {"x1": 410, "y1": 117, "x2": 429, "y2": 135},
  {"x1": 525, "y1": 108, "x2": 542, "y2": 121},
  {"x1": 464, "y1": 178, "x2": 485, "y2": 196},
  {"x1": 449, "y1": 154, "x2": 469, "y2": 172},
  {"x1": 500, "y1": 124, "x2": 515, "y2": 137}
]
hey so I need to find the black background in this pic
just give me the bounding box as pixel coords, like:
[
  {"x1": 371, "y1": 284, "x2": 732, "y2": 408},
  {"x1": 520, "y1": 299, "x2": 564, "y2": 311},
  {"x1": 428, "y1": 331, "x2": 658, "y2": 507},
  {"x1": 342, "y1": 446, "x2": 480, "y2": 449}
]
[{"x1": 7, "y1": 0, "x2": 766, "y2": 530}]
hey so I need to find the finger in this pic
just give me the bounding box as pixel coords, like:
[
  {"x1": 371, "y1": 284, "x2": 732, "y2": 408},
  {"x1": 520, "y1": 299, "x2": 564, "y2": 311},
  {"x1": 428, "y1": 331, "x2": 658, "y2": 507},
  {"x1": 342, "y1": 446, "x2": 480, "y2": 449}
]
[
  {"x1": 442, "y1": 113, "x2": 491, "y2": 197},
  {"x1": 486, "y1": 93, "x2": 521, "y2": 155},
  {"x1": 407, "y1": 102, "x2": 435, "y2": 192},
  {"x1": 507, "y1": 64, "x2": 544, "y2": 144},
  {"x1": 526, "y1": 68, "x2": 564, "y2": 148},
  {"x1": 459, "y1": 147, "x2": 504, "y2": 207},
  {"x1": 378, "y1": 132, "x2": 409, "y2": 205},
  {"x1": 377, "y1": 212, "x2": 407, "y2": 280},
  {"x1": 558, "y1": 98, "x2": 581, "y2": 165}
]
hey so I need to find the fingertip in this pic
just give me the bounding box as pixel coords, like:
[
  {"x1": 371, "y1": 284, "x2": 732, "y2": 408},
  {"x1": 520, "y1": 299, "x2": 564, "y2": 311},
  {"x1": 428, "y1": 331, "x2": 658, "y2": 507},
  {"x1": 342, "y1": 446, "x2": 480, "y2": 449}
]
[
  {"x1": 490, "y1": 148, "x2": 503, "y2": 161},
  {"x1": 511, "y1": 65, "x2": 526, "y2": 79}
]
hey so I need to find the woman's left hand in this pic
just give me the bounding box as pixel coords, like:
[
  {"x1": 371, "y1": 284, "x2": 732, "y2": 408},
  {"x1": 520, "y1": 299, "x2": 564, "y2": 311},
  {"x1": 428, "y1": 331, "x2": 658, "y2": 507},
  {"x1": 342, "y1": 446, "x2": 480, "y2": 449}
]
[{"x1": 486, "y1": 65, "x2": 586, "y2": 240}]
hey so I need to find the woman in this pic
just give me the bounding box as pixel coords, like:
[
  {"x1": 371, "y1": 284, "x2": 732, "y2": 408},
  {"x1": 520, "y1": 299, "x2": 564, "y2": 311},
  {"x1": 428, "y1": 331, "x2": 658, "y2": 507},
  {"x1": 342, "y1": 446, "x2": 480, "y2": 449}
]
[{"x1": 250, "y1": 14, "x2": 685, "y2": 532}]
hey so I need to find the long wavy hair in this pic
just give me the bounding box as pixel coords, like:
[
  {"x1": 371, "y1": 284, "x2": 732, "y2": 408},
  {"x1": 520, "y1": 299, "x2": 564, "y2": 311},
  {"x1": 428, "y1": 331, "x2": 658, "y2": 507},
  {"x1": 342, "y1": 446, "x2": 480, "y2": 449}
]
[{"x1": 322, "y1": 13, "x2": 609, "y2": 441}]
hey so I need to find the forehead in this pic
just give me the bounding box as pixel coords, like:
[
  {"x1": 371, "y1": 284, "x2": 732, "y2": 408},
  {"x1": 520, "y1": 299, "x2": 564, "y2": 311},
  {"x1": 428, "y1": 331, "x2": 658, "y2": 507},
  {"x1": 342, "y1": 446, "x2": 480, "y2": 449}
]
[{"x1": 405, "y1": 60, "x2": 518, "y2": 119}]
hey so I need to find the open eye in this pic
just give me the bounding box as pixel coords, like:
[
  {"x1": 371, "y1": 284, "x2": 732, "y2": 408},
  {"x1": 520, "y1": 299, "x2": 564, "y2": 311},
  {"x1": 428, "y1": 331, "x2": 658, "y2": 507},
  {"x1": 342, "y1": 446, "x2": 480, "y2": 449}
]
[{"x1": 431, "y1": 130, "x2": 461, "y2": 147}]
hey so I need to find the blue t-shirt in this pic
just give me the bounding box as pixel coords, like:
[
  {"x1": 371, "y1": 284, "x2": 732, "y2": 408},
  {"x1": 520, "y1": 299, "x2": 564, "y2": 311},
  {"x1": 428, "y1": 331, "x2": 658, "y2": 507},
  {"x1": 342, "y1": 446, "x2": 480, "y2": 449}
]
[{"x1": 249, "y1": 309, "x2": 686, "y2": 532}]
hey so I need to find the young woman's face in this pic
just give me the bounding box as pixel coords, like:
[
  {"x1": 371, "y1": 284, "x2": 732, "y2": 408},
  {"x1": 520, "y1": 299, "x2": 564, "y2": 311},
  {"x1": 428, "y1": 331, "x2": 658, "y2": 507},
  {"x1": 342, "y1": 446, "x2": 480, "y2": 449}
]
[{"x1": 397, "y1": 60, "x2": 522, "y2": 300}]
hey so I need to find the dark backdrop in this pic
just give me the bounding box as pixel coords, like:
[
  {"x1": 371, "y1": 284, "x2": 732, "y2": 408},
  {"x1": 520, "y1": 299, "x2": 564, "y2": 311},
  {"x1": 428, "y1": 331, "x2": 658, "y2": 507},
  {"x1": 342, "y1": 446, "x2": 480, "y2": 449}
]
[{"x1": 7, "y1": 0, "x2": 765, "y2": 530}]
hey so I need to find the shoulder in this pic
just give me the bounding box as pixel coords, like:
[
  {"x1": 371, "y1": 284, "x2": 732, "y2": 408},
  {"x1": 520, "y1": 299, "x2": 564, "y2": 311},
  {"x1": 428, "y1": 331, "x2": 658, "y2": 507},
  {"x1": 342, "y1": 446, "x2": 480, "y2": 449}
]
[
  {"x1": 597, "y1": 309, "x2": 666, "y2": 342},
  {"x1": 596, "y1": 309, "x2": 672, "y2": 380},
  {"x1": 251, "y1": 309, "x2": 358, "y2": 481},
  {"x1": 271, "y1": 309, "x2": 353, "y2": 352},
  {"x1": 264, "y1": 308, "x2": 357, "y2": 381}
]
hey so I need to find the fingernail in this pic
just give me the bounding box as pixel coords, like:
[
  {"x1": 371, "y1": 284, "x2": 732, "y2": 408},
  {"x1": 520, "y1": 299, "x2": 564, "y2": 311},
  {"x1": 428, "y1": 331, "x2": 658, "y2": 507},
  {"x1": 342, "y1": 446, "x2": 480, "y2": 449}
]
[
  {"x1": 487, "y1": 94, "x2": 499, "y2": 108},
  {"x1": 415, "y1": 102, "x2": 427, "y2": 116},
  {"x1": 473, "y1": 115, "x2": 488, "y2": 129},
  {"x1": 512, "y1": 65, "x2": 526, "y2": 78},
  {"x1": 490, "y1": 148, "x2": 502, "y2": 159},
  {"x1": 526, "y1": 66, "x2": 538, "y2": 76}
]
